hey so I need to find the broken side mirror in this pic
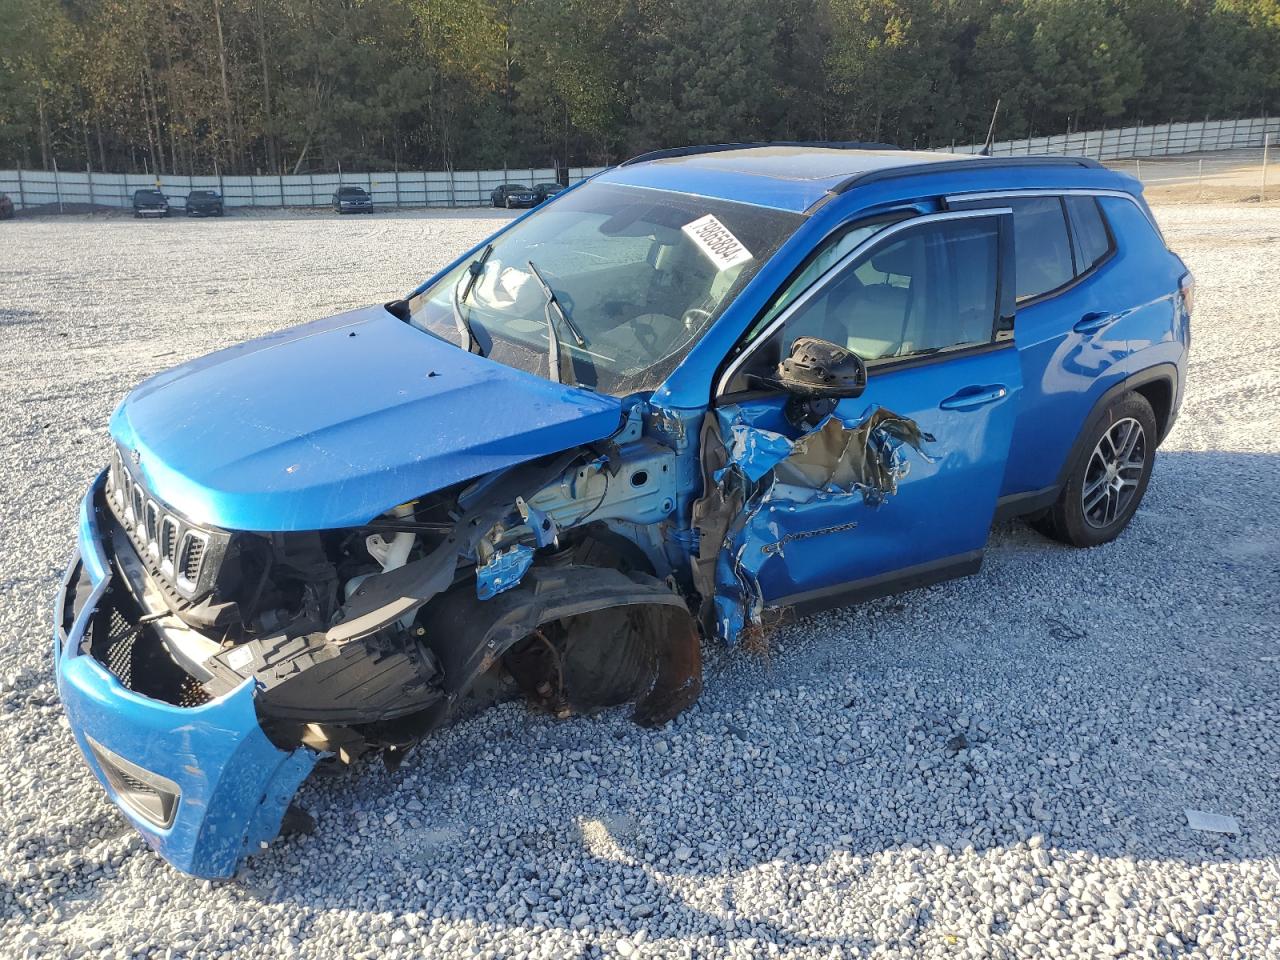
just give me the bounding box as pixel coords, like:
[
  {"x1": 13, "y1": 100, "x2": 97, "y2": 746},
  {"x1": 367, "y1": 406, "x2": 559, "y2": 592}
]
[{"x1": 775, "y1": 336, "x2": 867, "y2": 427}]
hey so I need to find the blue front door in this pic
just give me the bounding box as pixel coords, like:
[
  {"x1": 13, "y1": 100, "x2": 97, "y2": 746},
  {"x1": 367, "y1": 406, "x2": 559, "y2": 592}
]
[{"x1": 709, "y1": 208, "x2": 1022, "y2": 633}]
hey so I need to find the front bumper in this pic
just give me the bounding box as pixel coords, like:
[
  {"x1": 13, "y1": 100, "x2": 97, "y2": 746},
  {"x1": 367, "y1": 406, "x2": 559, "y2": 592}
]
[{"x1": 52, "y1": 473, "x2": 316, "y2": 878}]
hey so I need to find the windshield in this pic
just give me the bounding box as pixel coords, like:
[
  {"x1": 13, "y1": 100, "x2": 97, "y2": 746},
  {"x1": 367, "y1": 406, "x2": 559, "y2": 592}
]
[
  {"x1": 407, "y1": 182, "x2": 804, "y2": 395},
  {"x1": 135, "y1": 190, "x2": 163, "y2": 200}
]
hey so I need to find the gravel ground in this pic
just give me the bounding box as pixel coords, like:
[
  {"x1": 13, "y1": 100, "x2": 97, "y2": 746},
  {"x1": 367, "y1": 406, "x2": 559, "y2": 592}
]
[{"x1": 1, "y1": 203, "x2": 1278, "y2": 959}]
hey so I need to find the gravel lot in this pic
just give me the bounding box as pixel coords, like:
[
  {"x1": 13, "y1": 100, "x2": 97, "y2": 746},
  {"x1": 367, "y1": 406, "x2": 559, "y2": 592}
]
[{"x1": 2, "y1": 203, "x2": 1278, "y2": 959}]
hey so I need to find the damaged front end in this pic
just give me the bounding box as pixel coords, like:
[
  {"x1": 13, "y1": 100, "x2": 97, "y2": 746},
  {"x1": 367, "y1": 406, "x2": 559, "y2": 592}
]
[{"x1": 54, "y1": 403, "x2": 703, "y2": 878}]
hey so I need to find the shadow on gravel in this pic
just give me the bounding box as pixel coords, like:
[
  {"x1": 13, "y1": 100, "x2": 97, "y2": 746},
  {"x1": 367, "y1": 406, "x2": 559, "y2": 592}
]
[{"x1": 226, "y1": 452, "x2": 1280, "y2": 950}]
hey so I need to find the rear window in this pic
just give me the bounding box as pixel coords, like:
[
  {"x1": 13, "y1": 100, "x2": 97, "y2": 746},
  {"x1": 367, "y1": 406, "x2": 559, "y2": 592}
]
[
  {"x1": 1065, "y1": 196, "x2": 1113, "y2": 271},
  {"x1": 1006, "y1": 198, "x2": 1074, "y2": 301}
]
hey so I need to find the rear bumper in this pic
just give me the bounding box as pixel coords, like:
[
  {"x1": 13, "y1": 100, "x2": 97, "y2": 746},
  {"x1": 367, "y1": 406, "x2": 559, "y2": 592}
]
[{"x1": 52, "y1": 473, "x2": 316, "y2": 878}]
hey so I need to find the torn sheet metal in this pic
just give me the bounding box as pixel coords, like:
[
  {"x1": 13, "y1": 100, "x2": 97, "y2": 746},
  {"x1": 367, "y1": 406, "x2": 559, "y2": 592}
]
[
  {"x1": 721, "y1": 417, "x2": 794, "y2": 483},
  {"x1": 772, "y1": 408, "x2": 935, "y2": 506},
  {"x1": 698, "y1": 404, "x2": 934, "y2": 644}
]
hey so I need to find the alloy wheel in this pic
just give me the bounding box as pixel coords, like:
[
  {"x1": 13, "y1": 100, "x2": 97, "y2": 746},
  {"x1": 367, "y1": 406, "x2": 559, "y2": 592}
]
[{"x1": 1081, "y1": 417, "x2": 1146, "y2": 528}]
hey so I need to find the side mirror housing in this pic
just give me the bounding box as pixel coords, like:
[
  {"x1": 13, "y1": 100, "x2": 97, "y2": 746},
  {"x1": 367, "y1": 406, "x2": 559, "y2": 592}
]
[{"x1": 775, "y1": 336, "x2": 867, "y2": 400}]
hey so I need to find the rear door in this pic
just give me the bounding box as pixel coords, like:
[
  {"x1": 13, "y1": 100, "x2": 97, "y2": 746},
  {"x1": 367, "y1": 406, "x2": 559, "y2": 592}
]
[
  {"x1": 710, "y1": 209, "x2": 1022, "y2": 628},
  {"x1": 944, "y1": 192, "x2": 1131, "y2": 499}
]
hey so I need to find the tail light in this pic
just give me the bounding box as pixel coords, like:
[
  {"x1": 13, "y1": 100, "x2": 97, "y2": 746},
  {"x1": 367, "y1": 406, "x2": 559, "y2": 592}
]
[{"x1": 1179, "y1": 271, "x2": 1196, "y2": 317}]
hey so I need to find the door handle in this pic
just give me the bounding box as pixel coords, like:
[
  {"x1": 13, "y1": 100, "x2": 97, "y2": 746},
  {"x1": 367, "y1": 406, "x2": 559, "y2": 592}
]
[
  {"x1": 1074, "y1": 311, "x2": 1118, "y2": 334},
  {"x1": 939, "y1": 384, "x2": 1008, "y2": 411}
]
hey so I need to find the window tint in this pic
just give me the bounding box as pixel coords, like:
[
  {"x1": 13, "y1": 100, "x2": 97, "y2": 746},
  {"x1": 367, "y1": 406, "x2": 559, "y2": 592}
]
[
  {"x1": 1007, "y1": 197, "x2": 1074, "y2": 300},
  {"x1": 781, "y1": 216, "x2": 1000, "y2": 363},
  {"x1": 1065, "y1": 195, "x2": 1112, "y2": 271},
  {"x1": 741, "y1": 221, "x2": 888, "y2": 344}
]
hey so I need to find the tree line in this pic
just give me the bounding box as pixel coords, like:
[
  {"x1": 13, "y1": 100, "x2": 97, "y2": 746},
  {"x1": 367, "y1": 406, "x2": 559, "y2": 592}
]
[{"x1": 1, "y1": 0, "x2": 1277, "y2": 176}]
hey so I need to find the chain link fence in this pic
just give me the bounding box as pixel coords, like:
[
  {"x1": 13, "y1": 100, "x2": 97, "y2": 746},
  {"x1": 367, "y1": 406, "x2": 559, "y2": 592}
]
[{"x1": 1104, "y1": 147, "x2": 1276, "y2": 203}]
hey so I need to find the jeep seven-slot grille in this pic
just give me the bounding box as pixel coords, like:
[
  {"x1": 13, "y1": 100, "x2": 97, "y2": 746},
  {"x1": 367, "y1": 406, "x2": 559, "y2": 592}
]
[{"x1": 106, "y1": 447, "x2": 219, "y2": 600}]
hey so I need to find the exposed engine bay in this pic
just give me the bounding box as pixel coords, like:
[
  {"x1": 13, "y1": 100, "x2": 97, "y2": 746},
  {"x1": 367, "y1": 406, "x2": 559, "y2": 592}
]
[
  {"x1": 92, "y1": 403, "x2": 704, "y2": 782},
  {"x1": 73, "y1": 385, "x2": 928, "y2": 867}
]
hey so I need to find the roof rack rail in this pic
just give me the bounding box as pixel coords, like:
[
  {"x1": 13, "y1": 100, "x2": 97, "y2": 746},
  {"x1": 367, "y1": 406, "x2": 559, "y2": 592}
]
[
  {"x1": 620, "y1": 140, "x2": 900, "y2": 166},
  {"x1": 827, "y1": 154, "x2": 1101, "y2": 195}
]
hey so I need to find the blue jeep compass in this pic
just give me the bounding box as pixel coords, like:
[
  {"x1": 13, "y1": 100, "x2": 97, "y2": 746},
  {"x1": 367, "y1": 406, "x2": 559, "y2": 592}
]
[{"x1": 53, "y1": 145, "x2": 1192, "y2": 877}]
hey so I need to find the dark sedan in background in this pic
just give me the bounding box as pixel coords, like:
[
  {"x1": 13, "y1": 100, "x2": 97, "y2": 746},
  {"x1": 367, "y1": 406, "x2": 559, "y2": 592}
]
[
  {"x1": 534, "y1": 182, "x2": 564, "y2": 203},
  {"x1": 333, "y1": 186, "x2": 374, "y2": 213},
  {"x1": 185, "y1": 190, "x2": 224, "y2": 217},
  {"x1": 0, "y1": 192, "x2": 13, "y2": 219},
  {"x1": 132, "y1": 189, "x2": 169, "y2": 218},
  {"x1": 490, "y1": 183, "x2": 539, "y2": 208}
]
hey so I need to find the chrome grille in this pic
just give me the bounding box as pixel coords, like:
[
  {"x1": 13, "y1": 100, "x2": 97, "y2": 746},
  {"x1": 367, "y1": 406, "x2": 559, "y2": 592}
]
[{"x1": 106, "y1": 447, "x2": 220, "y2": 600}]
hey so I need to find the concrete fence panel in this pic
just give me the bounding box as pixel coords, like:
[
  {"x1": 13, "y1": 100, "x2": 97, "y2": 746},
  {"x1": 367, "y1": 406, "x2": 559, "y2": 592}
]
[
  {"x1": 0, "y1": 165, "x2": 609, "y2": 213},
  {"x1": 3, "y1": 115, "x2": 1275, "y2": 214},
  {"x1": 941, "y1": 115, "x2": 1279, "y2": 161}
]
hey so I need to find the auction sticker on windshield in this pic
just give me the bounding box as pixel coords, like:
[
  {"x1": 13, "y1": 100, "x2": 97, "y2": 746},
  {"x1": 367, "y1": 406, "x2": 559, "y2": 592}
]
[{"x1": 682, "y1": 214, "x2": 754, "y2": 271}]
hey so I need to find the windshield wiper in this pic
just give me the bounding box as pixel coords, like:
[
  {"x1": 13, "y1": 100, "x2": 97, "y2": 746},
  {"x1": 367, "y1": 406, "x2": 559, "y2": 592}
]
[
  {"x1": 453, "y1": 244, "x2": 493, "y2": 355},
  {"x1": 526, "y1": 259, "x2": 586, "y2": 384}
]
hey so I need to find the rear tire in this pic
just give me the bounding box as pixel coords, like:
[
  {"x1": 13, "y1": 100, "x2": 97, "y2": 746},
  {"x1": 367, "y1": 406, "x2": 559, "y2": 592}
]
[{"x1": 1035, "y1": 392, "x2": 1157, "y2": 547}]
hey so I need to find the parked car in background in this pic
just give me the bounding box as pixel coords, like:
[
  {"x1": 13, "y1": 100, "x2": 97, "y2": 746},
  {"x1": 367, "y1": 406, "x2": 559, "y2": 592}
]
[
  {"x1": 185, "y1": 189, "x2": 224, "y2": 217},
  {"x1": 132, "y1": 189, "x2": 169, "y2": 218},
  {"x1": 491, "y1": 183, "x2": 539, "y2": 208},
  {"x1": 54, "y1": 144, "x2": 1191, "y2": 879},
  {"x1": 333, "y1": 186, "x2": 373, "y2": 214},
  {"x1": 0, "y1": 192, "x2": 13, "y2": 219},
  {"x1": 534, "y1": 182, "x2": 564, "y2": 203}
]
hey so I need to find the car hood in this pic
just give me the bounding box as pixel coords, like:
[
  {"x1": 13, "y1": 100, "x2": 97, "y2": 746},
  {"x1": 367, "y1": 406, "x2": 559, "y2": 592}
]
[{"x1": 110, "y1": 305, "x2": 624, "y2": 531}]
